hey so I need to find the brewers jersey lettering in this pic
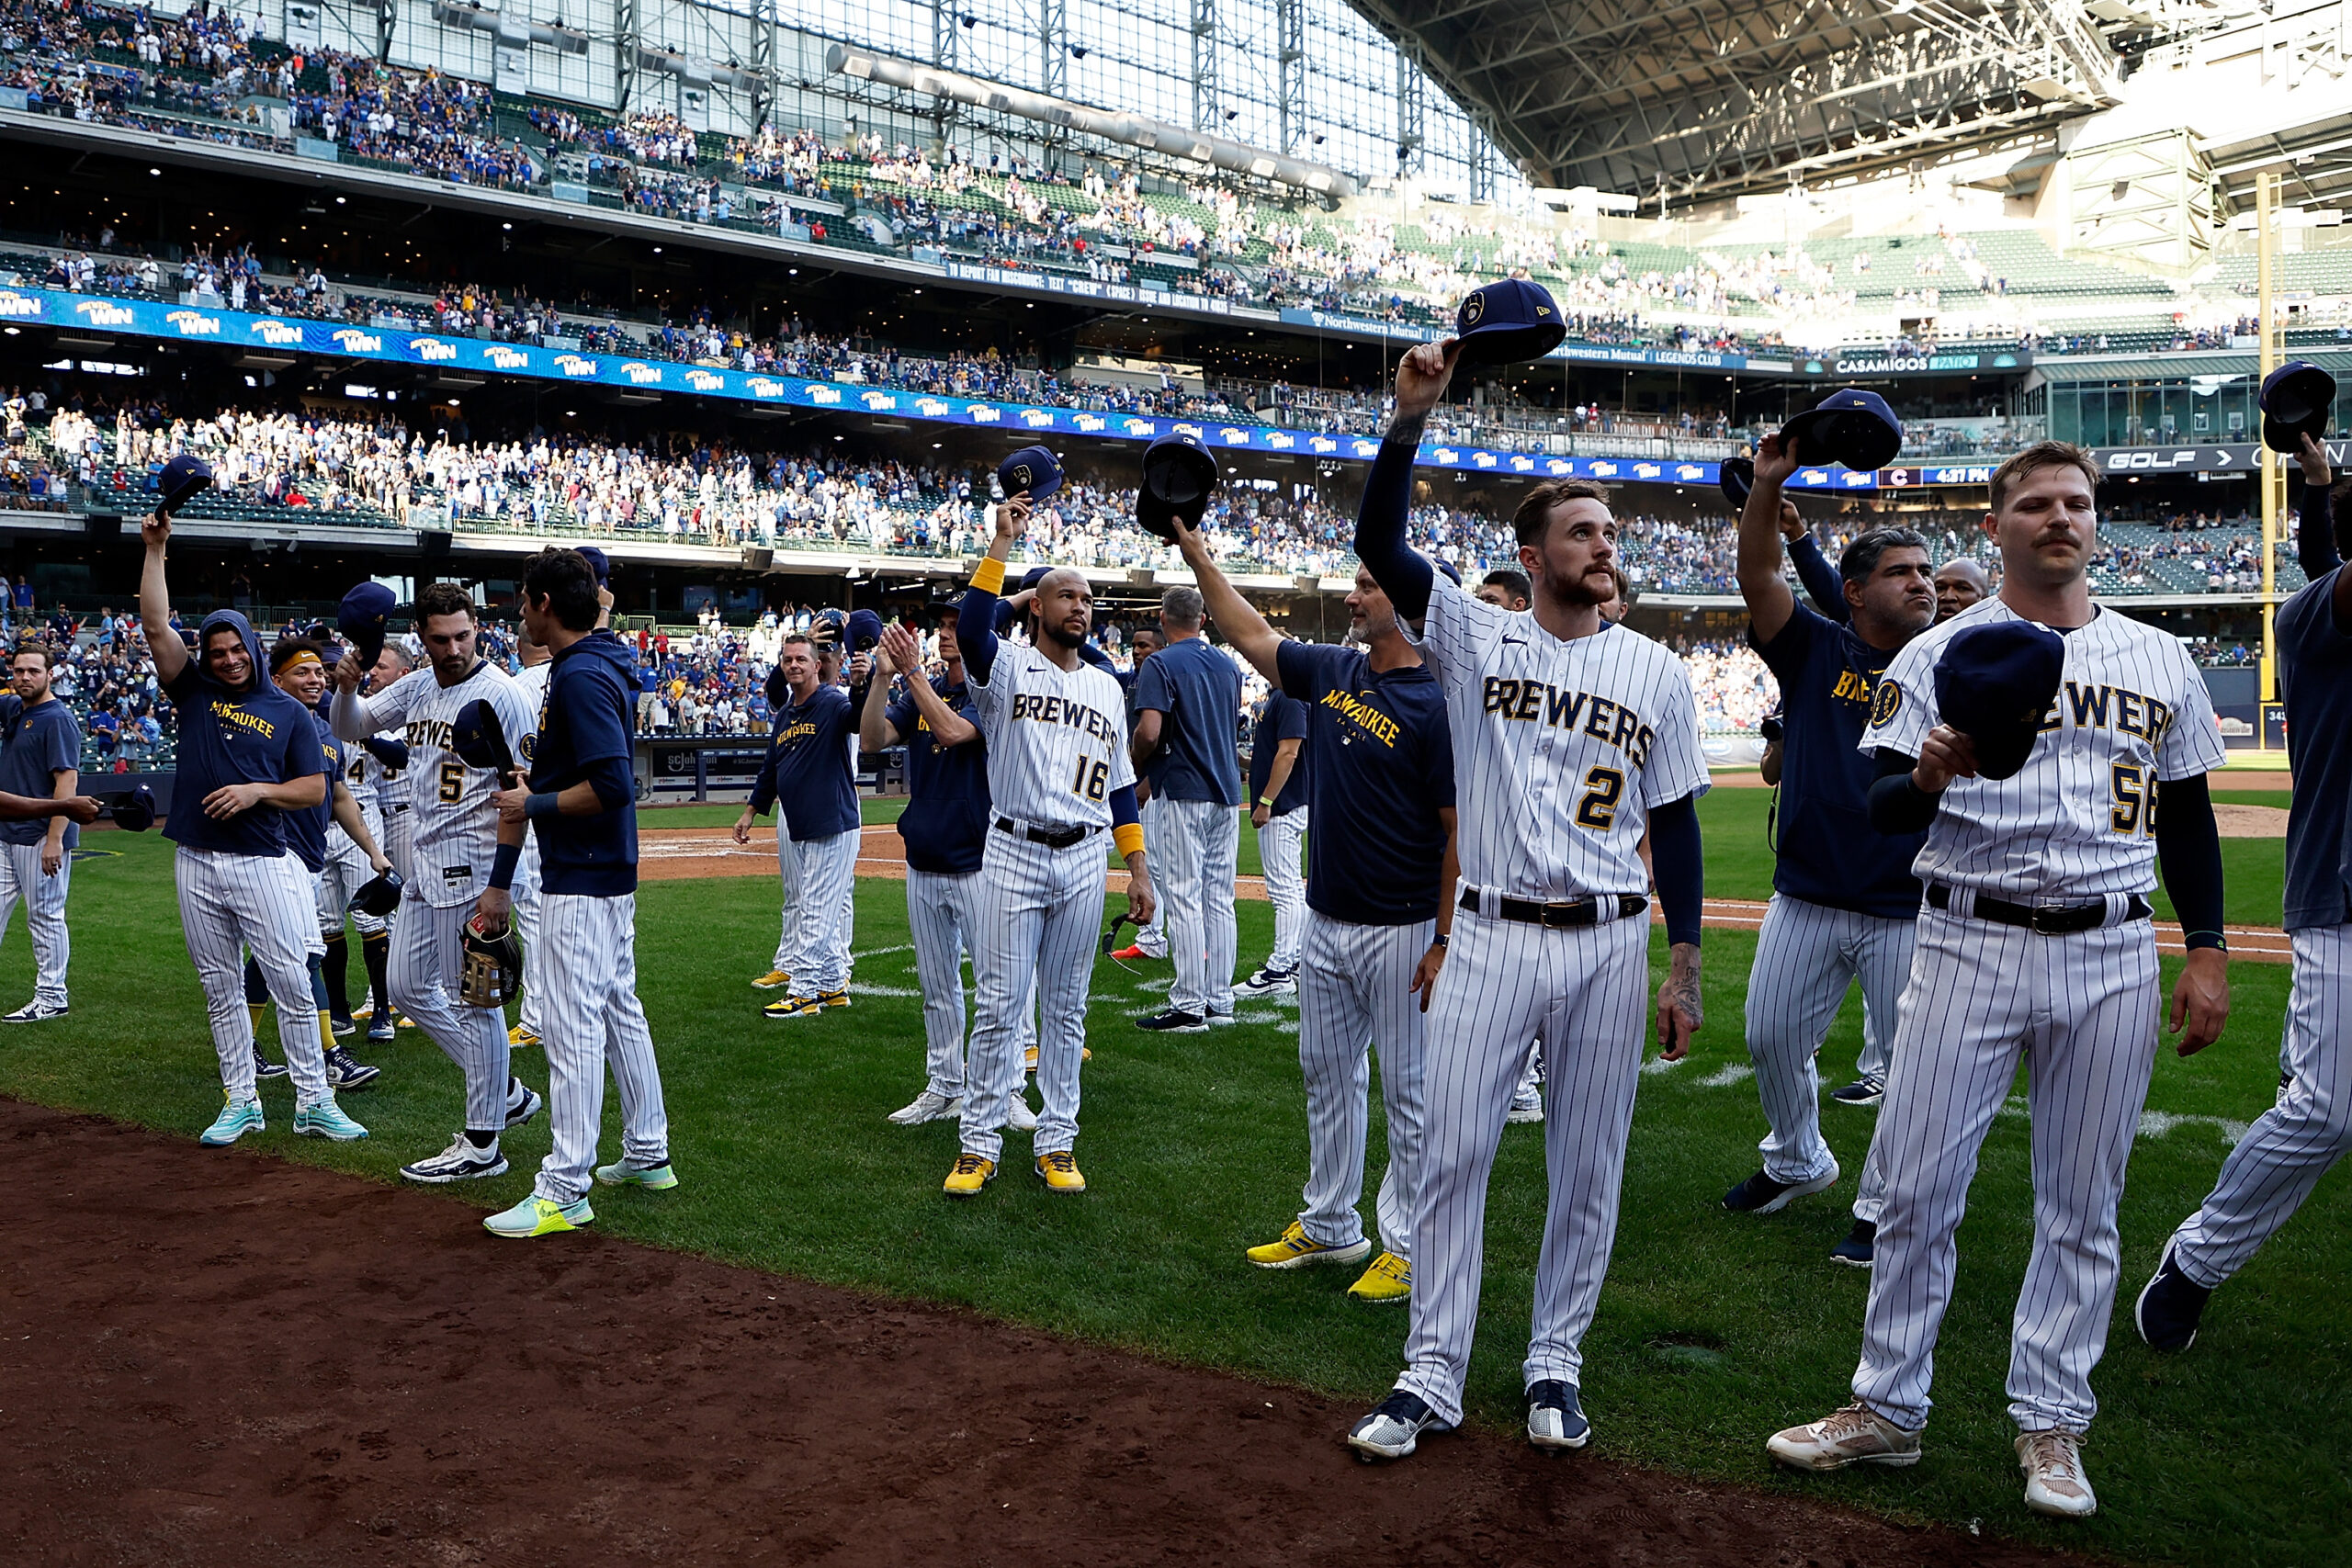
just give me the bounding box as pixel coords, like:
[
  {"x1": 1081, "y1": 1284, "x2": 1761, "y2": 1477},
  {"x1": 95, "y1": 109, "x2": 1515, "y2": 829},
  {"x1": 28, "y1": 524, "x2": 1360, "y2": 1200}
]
[
  {"x1": 970, "y1": 644, "x2": 1135, "y2": 829},
  {"x1": 335, "y1": 662, "x2": 539, "y2": 909}
]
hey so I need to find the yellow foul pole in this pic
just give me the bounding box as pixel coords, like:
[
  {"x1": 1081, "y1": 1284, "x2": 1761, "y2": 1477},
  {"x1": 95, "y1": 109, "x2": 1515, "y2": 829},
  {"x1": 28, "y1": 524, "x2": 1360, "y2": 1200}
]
[{"x1": 2256, "y1": 172, "x2": 2282, "y2": 750}]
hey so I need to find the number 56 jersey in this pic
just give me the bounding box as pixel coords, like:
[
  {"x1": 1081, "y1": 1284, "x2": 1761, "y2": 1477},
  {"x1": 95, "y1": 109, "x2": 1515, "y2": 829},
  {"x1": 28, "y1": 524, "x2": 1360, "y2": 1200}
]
[
  {"x1": 969, "y1": 641, "x2": 1136, "y2": 830},
  {"x1": 1413, "y1": 573, "x2": 1710, "y2": 901},
  {"x1": 1860, "y1": 598, "x2": 2225, "y2": 900}
]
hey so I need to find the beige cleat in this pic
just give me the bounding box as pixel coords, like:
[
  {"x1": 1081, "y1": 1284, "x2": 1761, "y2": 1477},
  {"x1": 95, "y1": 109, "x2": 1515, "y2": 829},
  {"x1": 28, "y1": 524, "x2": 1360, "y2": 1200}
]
[
  {"x1": 1766, "y1": 1404, "x2": 1922, "y2": 1471},
  {"x1": 752, "y1": 969, "x2": 792, "y2": 989},
  {"x1": 2017, "y1": 1428, "x2": 2097, "y2": 1517}
]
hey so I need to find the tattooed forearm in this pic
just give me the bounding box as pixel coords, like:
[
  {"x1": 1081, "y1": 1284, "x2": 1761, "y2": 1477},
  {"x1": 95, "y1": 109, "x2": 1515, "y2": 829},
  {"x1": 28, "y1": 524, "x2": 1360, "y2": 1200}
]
[{"x1": 1663, "y1": 942, "x2": 1703, "y2": 1030}]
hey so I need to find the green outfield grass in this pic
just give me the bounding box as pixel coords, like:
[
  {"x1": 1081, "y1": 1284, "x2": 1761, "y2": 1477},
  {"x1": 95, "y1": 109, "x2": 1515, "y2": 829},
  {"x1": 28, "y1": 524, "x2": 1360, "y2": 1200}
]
[{"x1": 0, "y1": 829, "x2": 2338, "y2": 1566}]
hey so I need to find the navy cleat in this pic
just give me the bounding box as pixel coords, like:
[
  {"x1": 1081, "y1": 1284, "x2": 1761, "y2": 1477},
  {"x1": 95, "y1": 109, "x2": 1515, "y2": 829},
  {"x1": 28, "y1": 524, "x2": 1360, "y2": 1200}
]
[{"x1": 2135, "y1": 1247, "x2": 2211, "y2": 1352}]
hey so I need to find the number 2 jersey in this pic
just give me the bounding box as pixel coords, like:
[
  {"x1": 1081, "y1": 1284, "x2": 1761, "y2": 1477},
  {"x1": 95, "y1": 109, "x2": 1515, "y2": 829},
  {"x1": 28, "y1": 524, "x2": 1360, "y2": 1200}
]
[
  {"x1": 1412, "y1": 571, "x2": 1710, "y2": 900},
  {"x1": 1861, "y1": 597, "x2": 2226, "y2": 900},
  {"x1": 333, "y1": 660, "x2": 540, "y2": 908},
  {"x1": 968, "y1": 639, "x2": 1136, "y2": 830}
]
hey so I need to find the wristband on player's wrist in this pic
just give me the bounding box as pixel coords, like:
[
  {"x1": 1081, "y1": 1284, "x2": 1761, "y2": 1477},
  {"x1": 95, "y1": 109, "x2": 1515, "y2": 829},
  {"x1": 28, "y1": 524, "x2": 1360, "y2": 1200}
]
[
  {"x1": 1432, "y1": 932, "x2": 1448, "y2": 947},
  {"x1": 524, "y1": 791, "x2": 560, "y2": 820},
  {"x1": 487, "y1": 841, "x2": 521, "y2": 892},
  {"x1": 2185, "y1": 931, "x2": 2227, "y2": 952}
]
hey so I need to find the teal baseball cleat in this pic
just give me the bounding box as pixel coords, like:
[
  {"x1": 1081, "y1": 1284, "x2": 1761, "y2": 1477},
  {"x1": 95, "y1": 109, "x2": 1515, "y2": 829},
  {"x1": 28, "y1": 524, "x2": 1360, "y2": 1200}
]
[
  {"x1": 485, "y1": 1195, "x2": 594, "y2": 1237},
  {"x1": 199, "y1": 1096, "x2": 266, "y2": 1147},
  {"x1": 292, "y1": 1100, "x2": 370, "y2": 1142},
  {"x1": 594, "y1": 1159, "x2": 679, "y2": 1190}
]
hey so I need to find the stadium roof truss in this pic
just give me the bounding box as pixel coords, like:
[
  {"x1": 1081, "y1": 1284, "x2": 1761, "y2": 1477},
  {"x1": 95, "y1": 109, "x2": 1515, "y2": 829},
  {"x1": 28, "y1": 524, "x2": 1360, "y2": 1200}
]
[{"x1": 1343, "y1": 0, "x2": 2210, "y2": 208}]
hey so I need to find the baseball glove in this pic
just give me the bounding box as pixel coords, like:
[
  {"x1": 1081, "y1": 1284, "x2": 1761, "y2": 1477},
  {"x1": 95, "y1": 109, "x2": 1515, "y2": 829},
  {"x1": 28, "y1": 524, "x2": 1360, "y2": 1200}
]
[{"x1": 459, "y1": 913, "x2": 524, "y2": 1009}]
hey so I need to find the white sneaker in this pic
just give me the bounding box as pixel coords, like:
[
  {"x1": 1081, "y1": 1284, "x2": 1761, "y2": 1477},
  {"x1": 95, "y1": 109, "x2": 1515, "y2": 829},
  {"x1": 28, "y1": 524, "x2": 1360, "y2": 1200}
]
[
  {"x1": 888, "y1": 1089, "x2": 963, "y2": 1126},
  {"x1": 2, "y1": 999, "x2": 68, "y2": 1023},
  {"x1": 1236, "y1": 966, "x2": 1296, "y2": 997},
  {"x1": 2017, "y1": 1428, "x2": 2097, "y2": 1517},
  {"x1": 400, "y1": 1133, "x2": 509, "y2": 1184},
  {"x1": 1506, "y1": 1100, "x2": 1544, "y2": 1124},
  {"x1": 1766, "y1": 1404, "x2": 1922, "y2": 1470},
  {"x1": 1005, "y1": 1093, "x2": 1039, "y2": 1133}
]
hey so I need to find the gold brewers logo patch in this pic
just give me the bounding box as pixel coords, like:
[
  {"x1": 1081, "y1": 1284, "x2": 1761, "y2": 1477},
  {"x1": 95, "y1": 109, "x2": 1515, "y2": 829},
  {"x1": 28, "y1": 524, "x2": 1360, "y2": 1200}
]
[
  {"x1": 1870, "y1": 679, "x2": 1902, "y2": 727},
  {"x1": 1011, "y1": 462, "x2": 1033, "y2": 491},
  {"x1": 1462, "y1": 291, "x2": 1486, "y2": 327}
]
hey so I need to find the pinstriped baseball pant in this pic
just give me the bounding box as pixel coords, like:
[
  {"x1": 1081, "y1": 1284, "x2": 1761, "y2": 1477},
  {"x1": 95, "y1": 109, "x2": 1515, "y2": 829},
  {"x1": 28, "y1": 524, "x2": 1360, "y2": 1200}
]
[
  {"x1": 1396, "y1": 906, "x2": 1651, "y2": 1427},
  {"x1": 2168, "y1": 923, "x2": 2352, "y2": 1288},
  {"x1": 772, "y1": 829, "x2": 857, "y2": 993},
  {"x1": 906, "y1": 866, "x2": 1038, "y2": 1103},
  {"x1": 1852, "y1": 903, "x2": 2158, "y2": 1435},
  {"x1": 1256, "y1": 806, "x2": 1309, "y2": 974},
  {"x1": 958, "y1": 829, "x2": 1107, "y2": 1165},
  {"x1": 0, "y1": 840, "x2": 70, "y2": 1008},
  {"x1": 1745, "y1": 894, "x2": 1916, "y2": 1188},
  {"x1": 531, "y1": 892, "x2": 669, "y2": 1205},
  {"x1": 1133, "y1": 795, "x2": 1169, "y2": 955},
  {"x1": 389, "y1": 896, "x2": 514, "y2": 1134},
  {"x1": 1158, "y1": 797, "x2": 1239, "y2": 1019},
  {"x1": 175, "y1": 846, "x2": 332, "y2": 1105},
  {"x1": 514, "y1": 835, "x2": 543, "y2": 1039},
  {"x1": 1295, "y1": 910, "x2": 1430, "y2": 1259}
]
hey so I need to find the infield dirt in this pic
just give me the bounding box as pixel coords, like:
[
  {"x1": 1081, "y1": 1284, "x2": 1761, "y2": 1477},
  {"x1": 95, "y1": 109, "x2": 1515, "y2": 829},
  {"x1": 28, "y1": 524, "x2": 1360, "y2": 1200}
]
[{"x1": 0, "y1": 1098, "x2": 2087, "y2": 1568}]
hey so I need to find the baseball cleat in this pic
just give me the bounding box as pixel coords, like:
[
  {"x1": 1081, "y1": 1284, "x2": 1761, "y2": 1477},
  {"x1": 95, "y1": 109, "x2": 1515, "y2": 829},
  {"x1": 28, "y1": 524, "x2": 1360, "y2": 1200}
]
[
  {"x1": 1204, "y1": 1010, "x2": 1238, "y2": 1028},
  {"x1": 292, "y1": 1100, "x2": 369, "y2": 1142},
  {"x1": 2017, "y1": 1428, "x2": 2097, "y2": 1517},
  {"x1": 595, "y1": 1158, "x2": 680, "y2": 1190},
  {"x1": 1110, "y1": 943, "x2": 1165, "y2": 963},
  {"x1": 1135, "y1": 1008, "x2": 1207, "y2": 1033},
  {"x1": 1767, "y1": 1404, "x2": 1921, "y2": 1470},
  {"x1": 401, "y1": 1134, "x2": 509, "y2": 1183},
  {"x1": 366, "y1": 1015, "x2": 396, "y2": 1045},
  {"x1": 1347, "y1": 1252, "x2": 1412, "y2": 1304},
  {"x1": 1237, "y1": 966, "x2": 1296, "y2": 997},
  {"x1": 1034, "y1": 1149, "x2": 1086, "y2": 1192},
  {"x1": 1347, "y1": 1391, "x2": 1451, "y2": 1462},
  {"x1": 811, "y1": 988, "x2": 851, "y2": 1009},
  {"x1": 943, "y1": 1153, "x2": 997, "y2": 1197},
  {"x1": 888, "y1": 1089, "x2": 963, "y2": 1126},
  {"x1": 763, "y1": 994, "x2": 820, "y2": 1020},
  {"x1": 1005, "y1": 1093, "x2": 1039, "y2": 1133},
  {"x1": 1506, "y1": 1099, "x2": 1544, "y2": 1124},
  {"x1": 253, "y1": 1045, "x2": 289, "y2": 1080},
  {"x1": 1831, "y1": 1077, "x2": 1885, "y2": 1108},
  {"x1": 199, "y1": 1095, "x2": 266, "y2": 1146},
  {"x1": 504, "y1": 1082, "x2": 545, "y2": 1128},
  {"x1": 2134, "y1": 1246, "x2": 2211, "y2": 1352},
  {"x1": 2, "y1": 1000, "x2": 68, "y2": 1023},
  {"x1": 324, "y1": 1045, "x2": 381, "y2": 1091},
  {"x1": 1830, "y1": 1219, "x2": 1877, "y2": 1269},
  {"x1": 1526, "y1": 1380, "x2": 1591, "y2": 1451},
  {"x1": 1722, "y1": 1158, "x2": 1841, "y2": 1214},
  {"x1": 485, "y1": 1195, "x2": 594, "y2": 1237},
  {"x1": 329, "y1": 1014, "x2": 357, "y2": 1038},
  {"x1": 508, "y1": 1023, "x2": 541, "y2": 1048},
  {"x1": 1245, "y1": 1220, "x2": 1372, "y2": 1270},
  {"x1": 752, "y1": 969, "x2": 793, "y2": 989}
]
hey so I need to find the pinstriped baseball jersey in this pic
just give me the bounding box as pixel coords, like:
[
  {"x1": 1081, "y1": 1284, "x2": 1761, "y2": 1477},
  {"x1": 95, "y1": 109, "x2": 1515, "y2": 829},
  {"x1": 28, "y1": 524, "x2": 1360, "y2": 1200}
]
[
  {"x1": 1410, "y1": 572, "x2": 1709, "y2": 897},
  {"x1": 1862, "y1": 599, "x2": 2226, "y2": 898},
  {"x1": 968, "y1": 643, "x2": 1136, "y2": 829},
  {"x1": 334, "y1": 661, "x2": 540, "y2": 908}
]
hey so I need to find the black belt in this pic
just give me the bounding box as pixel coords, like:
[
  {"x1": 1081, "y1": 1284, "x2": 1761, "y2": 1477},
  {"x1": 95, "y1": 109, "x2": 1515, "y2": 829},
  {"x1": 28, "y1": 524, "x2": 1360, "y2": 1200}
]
[
  {"x1": 1927, "y1": 884, "x2": 2150, "y2": 933},
  {"x1": 1460, "y1": 888, "x2": 1648, "y2": 928},
  {"x1": 996, "y1": 817, "x2": 1092, "y2": 850},
  {"x1": 390, "y1": 803, "x2": 413, "y2": 814}
]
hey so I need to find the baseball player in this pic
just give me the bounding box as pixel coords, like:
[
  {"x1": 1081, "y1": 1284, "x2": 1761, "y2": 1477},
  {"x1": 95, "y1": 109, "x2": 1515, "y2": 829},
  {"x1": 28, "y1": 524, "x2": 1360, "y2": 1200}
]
[
  {"x1": 1115, "y1": 624, "x2": 1170, "y2": 963},
  {"x1": 137, "y1": 512, "x2": 368, "y2": 1146},
  {"x1": 1767, "y1": 440, "x2": 2230, "y2": 1520},
  {"x1": 1131, "y1": 587, "x2": 1243, "y2": 1032},
  {"x1": 1176, "y1": 525, "x2": 1455, "y2": 1305},
  {"x1": 2138, "y1": 435, "x2": 2346, "y2": 1351},
  {"x1": 309, "y1": 649, "x2": 390, "y2": 1040},
  {"x1": 482, "y1": 547, "x2": 673, "y2": 1237},
  {"x1": 507, "y1": 624, "x2": 553, "y2": 1050},
  {"x1": 1346, "y1": 337, "x2": 1709, "y2": 1461},
  {"x1": 1934, "y1": 559, "x2": 1990, "y2": 623},
  {"x1": 0, "y1": 644, "x2": 82, "y2": 1022},
  {"x1": 1235, "y1": 684, "x2": 1309, "y2": 997},
  {"x1": 355, "y1": 641, "x2": 415, "y2": 1043},
  {"x1": 333, "y1": 582, "x2": 545, "y2": 1182},
  {"x1": 942, "y1": 496, "x2": 1155, "y2": 1198},
  {"x1": 859, "y1": 616, "x2": 1038, "y2": 1132},
  {"x1": 256, "y1": 639, "x2": 389, "y2": 1093},
  {"x1": 1726, "y1": 438, "x2": 1936, "y2": 1263},
  {"x1": 737, "y1": 631, "x2": 859, "y2": 1020}
]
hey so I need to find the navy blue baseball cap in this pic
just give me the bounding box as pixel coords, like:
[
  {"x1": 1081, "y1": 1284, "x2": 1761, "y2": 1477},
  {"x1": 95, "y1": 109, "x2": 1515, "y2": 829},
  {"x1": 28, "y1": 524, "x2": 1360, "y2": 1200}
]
[
  {"x1": 997, "y1": 445, "x2": 1064, "y2": 502},
  {"x1": 845, "y1": 608, "x2": 883, "y2": 653},
  {"x1": 810, "y1": 607, "x2": 848, "y2": 649},
  {"x1": 577, "y1": 545, "x2": 612, "y2": 587},
  {"x1": 337, "y1": 581, "x2": 397, "y2": 669},
  {"x1": 157, "y1": 454, "x2": 213, "y2": 517},
  {"x1": 2260, "y1": 360, "x2": 2335, "y2": 453},
  {"x1": 1719, "y1": 456, "x2": 1755, "y2": 509},
  {"x1": 109, "y1": 784, "x2": 157, "y2": 833},
  {"x1": 1933, "y1": 619, "x2": 2065, "y2": 782},
  {"x1": 764, "y1": 662, "x2": 789, "y2": 708},
  {"x1": 1426, "y1": 554, "x2": 1463, "y2": 586},
  {"x1": 1136, "y1": 431, "x2": 1218, "y2": 542},
  {"x1": 1453, "y1": 278, "x2": 1566, "y2": 367},
  {"x1": 1018, "y1": 565, "x2": 1055, "y2": 594},
  {"x1": 452, "y1": 697, "x2": 517, "y2": 774},
  {"x1": 1781, "y1": 389, "x2": 1904, "y2": 473}
]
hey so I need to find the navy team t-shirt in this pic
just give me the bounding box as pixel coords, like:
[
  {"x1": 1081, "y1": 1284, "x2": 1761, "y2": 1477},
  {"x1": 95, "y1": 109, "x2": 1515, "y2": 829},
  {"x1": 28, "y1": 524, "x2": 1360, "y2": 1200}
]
[
  {"x1": 161, "y1": 660, "x2": 323, "y2": 858},
  {"x1": 1276, "y1": 641, "x2": 1453, "y2": 925},
  {"x1": 888, "y1": 675, "x2": 991, "y2": 876}
]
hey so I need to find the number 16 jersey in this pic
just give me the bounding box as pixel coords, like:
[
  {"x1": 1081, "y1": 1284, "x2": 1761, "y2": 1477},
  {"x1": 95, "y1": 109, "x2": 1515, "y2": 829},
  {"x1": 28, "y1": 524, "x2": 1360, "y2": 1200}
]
[{"x1": 969, "y1": 640, "x2": 1136, "y2": 830}]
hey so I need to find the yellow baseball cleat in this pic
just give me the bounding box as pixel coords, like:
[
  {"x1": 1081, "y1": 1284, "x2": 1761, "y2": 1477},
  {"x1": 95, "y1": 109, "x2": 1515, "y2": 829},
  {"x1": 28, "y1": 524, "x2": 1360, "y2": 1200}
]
[
  {"x1": 752, "y1": 969, "x2": 792, "y2": 989},
  {"x1": 1347, "y1": 1252, "x2": 1413, "y2": 1304},
  {"x1": 483, "y1": 1195, "x2": 594, "y2": 1238},
  {"x1": 943, "y1": 1153, "x2": 996, "y2": 1197},
  {"x1": 763, "y1": 995, "x2": 819, "y2": 1020},
  {"x1": 508, "y1": 1023, "x2": 540, "y2": 1048},
  {"x1": 1247, "y1": 1220, "x2": 1373, "y2": 1270},
  {"x1": 812, "y1": 988, "x2": 851, "y2": 1009},
  {"x1": 1034, "y1": 1149, "x2": 1087, "y2": 1193}
]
